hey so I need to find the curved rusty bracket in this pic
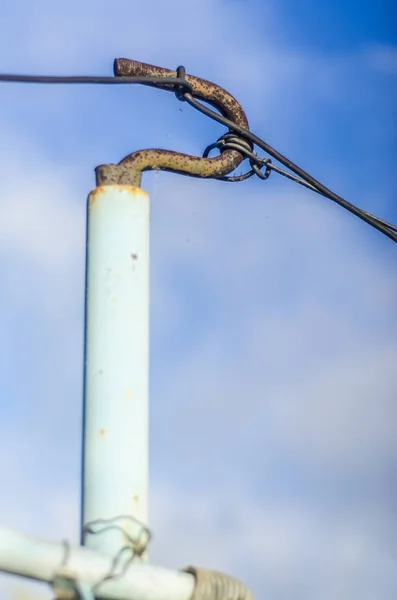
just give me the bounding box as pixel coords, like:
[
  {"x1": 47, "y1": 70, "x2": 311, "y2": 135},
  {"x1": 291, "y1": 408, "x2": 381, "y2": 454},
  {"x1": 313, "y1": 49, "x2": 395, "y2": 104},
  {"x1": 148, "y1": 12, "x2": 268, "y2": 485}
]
[{"x1": 95, "y1": 59, "x2": 250, "y2": 187}]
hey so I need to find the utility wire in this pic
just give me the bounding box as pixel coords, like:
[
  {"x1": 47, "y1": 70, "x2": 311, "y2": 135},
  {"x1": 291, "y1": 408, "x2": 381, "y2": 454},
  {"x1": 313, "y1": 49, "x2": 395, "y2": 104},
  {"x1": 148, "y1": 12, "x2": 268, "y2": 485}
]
[
  {"x1": 0, "y1": 73, "x2": 194, "y2": 91},
  {"x1": 1, "y1": 70, "x2": 395, "y2": 243},
  {"x1": 183, "y1": 93, "x2": 397, "y2": 243},
  {"x1": 207, "y1": 134, "x2": 397, "y2": 235}
]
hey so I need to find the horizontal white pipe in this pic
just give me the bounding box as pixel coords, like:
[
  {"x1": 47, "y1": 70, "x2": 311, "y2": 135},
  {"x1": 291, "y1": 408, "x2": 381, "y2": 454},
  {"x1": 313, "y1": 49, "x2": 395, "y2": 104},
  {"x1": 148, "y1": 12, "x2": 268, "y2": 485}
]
[{"x1": 0, "y1": 525, "x2": 194, "y2": 600}]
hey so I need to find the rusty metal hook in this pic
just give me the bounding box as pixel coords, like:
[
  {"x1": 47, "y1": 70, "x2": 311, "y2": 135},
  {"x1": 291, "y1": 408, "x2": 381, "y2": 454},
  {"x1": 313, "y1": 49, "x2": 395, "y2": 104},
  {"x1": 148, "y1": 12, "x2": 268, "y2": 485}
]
[{"x1": 95, "y1": 59, "x2": 250, "y2": 187}]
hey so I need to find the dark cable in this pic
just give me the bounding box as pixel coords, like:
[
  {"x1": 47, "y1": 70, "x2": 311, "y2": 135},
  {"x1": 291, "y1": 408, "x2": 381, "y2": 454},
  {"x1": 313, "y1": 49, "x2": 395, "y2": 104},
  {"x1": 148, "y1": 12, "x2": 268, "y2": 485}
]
[
  {"x1": 183, "y1": 93, "x2": 397, "y2": 243},
  {"x1": 205, "y1": 134, "x2": 397, "y2": 235},
  {"x1": 0, "y1": 71, "x2": 395, "y2": 242},
  {"x1": 0, "y1": 73, "x2": 194, "y2": 93}
]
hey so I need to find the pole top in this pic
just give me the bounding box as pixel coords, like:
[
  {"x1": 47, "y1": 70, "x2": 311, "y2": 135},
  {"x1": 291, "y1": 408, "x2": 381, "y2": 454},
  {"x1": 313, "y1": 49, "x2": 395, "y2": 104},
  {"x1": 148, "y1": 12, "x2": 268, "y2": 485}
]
[{"x1": 96, "y1": 59, "x2": 250, "y2": 187}]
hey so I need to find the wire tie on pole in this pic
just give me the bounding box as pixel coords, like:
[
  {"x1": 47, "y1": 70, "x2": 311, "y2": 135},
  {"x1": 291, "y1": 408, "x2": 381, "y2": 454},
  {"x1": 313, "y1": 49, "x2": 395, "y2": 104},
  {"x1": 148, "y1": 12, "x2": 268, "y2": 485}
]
[{"x1": 175, "y1": 65, "x2": 187, "y2": 101}]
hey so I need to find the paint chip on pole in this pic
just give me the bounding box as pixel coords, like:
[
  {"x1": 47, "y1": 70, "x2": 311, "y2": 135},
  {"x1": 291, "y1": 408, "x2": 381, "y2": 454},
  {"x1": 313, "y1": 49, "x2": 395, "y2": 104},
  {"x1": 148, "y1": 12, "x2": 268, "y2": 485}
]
[{"x1": 82, "y1": 184, "x2": 149, "y2": 559}]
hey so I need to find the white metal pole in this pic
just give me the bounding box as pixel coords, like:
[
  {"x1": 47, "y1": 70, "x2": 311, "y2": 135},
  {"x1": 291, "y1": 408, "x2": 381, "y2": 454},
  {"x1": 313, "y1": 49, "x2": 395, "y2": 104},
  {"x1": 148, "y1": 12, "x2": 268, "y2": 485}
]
[
  {"x1": 81, "y1": 185, "x2": 149, "y2": 558},
  {"x1": 0, "y1": 525, "x2": 195, "y2": 600}
]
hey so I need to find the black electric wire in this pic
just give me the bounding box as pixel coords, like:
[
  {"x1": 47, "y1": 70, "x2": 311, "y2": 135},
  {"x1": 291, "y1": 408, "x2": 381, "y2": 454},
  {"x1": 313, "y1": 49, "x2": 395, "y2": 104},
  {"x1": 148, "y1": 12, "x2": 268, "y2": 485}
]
[
  {"x1": 0, "y1": 73, "x2": 194, "y2": 92},
  {"x1": 207, "y1": 135, "x2": 397, "y2": 234},
  {"x1": 182, "y1": 92, "x2": 397, "y2": 243},
  {"x1": 0, "y1": 70, "x2": 395, "y2": 243}
]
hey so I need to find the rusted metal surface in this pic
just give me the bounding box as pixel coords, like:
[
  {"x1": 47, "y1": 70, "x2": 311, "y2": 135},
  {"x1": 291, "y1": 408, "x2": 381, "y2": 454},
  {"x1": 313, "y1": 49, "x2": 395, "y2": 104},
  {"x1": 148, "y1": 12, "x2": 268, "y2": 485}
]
[
  {"x1": 96, "y1": 59, "x2": 250, "y2": 186},
  {"x1": 95, "y1": 164, "x2": 142, "y2": 187}
]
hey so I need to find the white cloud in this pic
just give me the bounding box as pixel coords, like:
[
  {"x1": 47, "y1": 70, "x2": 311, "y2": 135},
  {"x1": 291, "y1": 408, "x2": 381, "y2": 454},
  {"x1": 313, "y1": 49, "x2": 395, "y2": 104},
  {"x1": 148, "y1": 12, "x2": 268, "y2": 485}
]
[
  {"x1": 149, "y1": 480, "x2": 397, "y2": 599},
  {"x1": 0, "y1": 172, "x2": 82, "y2": 272},
  {"x1": 151, "y1": 300, "x2": 396, "y2": 470}
]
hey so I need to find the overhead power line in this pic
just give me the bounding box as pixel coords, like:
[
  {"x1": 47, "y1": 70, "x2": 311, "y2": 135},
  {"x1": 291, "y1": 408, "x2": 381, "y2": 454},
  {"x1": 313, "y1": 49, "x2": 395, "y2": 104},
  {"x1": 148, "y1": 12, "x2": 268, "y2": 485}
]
[{"x1": 0, "y1": 68, "x2": 395, "y2": 243}]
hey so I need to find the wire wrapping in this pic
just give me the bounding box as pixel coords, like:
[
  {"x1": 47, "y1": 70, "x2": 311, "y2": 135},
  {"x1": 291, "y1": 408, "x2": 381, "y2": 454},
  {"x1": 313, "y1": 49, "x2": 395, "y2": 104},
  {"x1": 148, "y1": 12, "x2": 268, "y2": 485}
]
[
  {"x1": 0, "y1": 64, "x2": 396, "y2": 242},
  {"x1": 182, "y1": 92, "x2": 397, "y2": 242},
  {"x1": 83, "y1": 515, "x2": 151, "y2": 591},
  {"x1": 181, "y1": 566, "x2": 254, "y2": 600}
]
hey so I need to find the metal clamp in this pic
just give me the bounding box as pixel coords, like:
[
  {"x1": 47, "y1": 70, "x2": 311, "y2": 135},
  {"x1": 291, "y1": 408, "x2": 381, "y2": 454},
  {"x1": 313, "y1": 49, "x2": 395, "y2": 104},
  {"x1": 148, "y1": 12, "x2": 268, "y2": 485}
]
[{"x1": 95, "y1": 59, "x2": 250, "y2": 187}]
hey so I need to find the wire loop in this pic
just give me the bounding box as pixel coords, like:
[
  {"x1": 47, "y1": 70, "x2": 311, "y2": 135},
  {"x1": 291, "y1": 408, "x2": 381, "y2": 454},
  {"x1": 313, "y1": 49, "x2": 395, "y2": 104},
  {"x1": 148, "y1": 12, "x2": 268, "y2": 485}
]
[
  {"x1": 84, "y1": 515, "x2": 151, "y2": 593},
  {"x1": 203, "y1": 133, "x2": 271, "y2": 182},
  {"x1": 250, "y1": 158, "x2": 272, "y2": 180}
]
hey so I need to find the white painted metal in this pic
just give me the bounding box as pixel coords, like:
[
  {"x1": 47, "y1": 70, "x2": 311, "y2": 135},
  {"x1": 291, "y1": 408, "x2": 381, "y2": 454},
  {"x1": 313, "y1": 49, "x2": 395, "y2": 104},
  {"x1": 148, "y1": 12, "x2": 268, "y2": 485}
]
[
  {"x1": 0, "y1": 525, "x2": 195, "y2": 600},
  {"x1": 82, "y1": 185, "x2": 150, "y2": 558}
]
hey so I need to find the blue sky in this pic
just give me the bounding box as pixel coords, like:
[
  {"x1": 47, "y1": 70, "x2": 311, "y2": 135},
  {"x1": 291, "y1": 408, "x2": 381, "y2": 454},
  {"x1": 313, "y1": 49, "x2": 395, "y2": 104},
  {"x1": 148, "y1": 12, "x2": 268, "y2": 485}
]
[{"x1": 0, "y1": 1, "x2": 396, "y2": 598}]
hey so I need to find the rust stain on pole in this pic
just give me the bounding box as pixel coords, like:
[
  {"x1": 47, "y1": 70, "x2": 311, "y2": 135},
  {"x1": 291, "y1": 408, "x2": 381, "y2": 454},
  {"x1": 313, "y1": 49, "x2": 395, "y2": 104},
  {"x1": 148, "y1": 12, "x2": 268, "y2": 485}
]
[
  {"x1": 133, "y1": 493, "x2": 140, "y2": 515},
  {"x1": 125, "y1": 388, "x2": 134, "y2": 400}
]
